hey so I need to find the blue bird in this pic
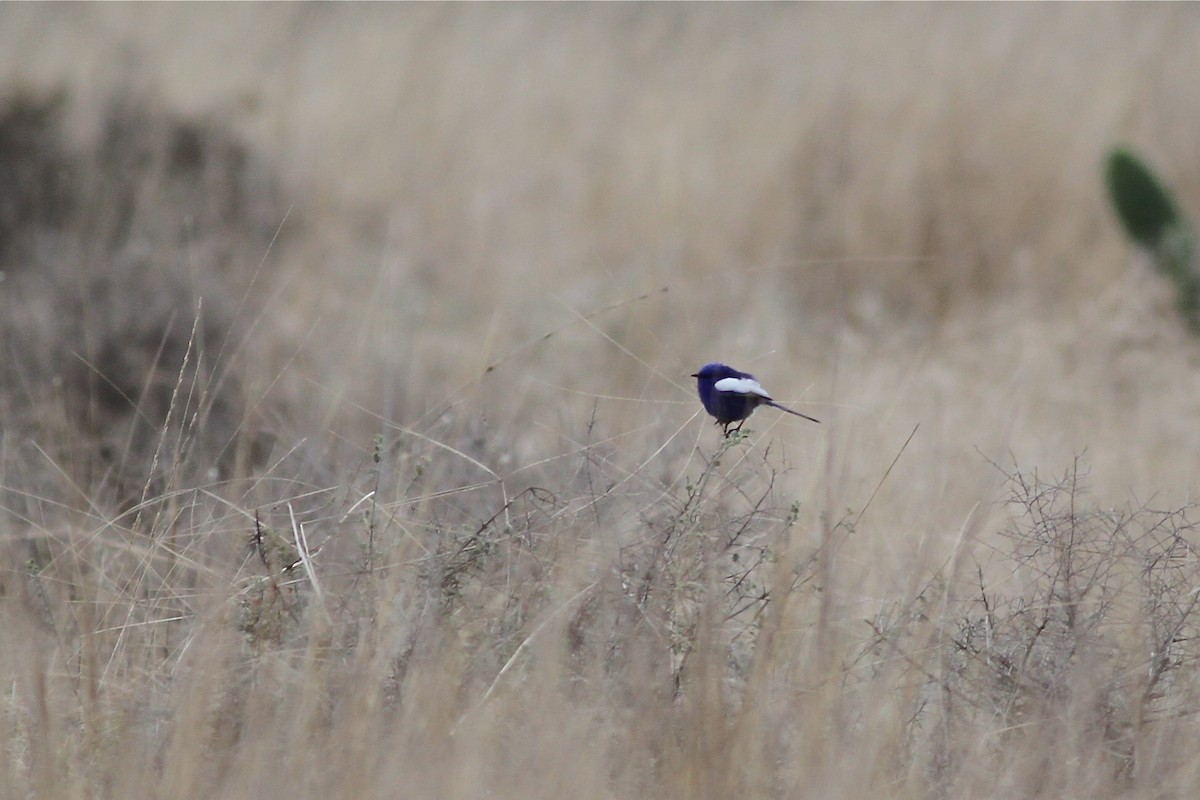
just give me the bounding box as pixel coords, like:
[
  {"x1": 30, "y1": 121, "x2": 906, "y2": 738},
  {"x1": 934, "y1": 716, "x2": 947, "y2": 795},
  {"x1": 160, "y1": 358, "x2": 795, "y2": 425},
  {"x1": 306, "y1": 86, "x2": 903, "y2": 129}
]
[{"x1": 691, "y1": 362, "x2": 820, "y2": 436}]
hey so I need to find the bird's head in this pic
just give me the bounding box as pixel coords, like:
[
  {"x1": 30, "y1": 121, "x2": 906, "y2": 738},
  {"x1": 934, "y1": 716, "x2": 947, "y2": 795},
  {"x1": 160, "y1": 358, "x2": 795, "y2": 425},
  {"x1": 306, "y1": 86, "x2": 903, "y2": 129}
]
[{"x1": 691, "y1": 362, "x2": 734, "y2": 382}]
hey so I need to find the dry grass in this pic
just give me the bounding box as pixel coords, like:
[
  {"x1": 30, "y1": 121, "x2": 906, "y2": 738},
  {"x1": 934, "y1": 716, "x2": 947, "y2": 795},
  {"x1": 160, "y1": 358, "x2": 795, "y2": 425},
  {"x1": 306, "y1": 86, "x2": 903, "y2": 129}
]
[{"x1": 3, "y1": 4, "x2": 1200, "y2": 798}]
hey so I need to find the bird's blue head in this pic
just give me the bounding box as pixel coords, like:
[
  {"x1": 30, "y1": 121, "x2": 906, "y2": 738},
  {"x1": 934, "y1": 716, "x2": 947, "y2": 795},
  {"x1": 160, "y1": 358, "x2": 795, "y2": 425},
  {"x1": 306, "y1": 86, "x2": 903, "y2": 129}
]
[
  {"x1": 696, "y1": 364, "x2": 729, "y2": 383},
  {"x1": 690, "y1": 362, "x2": 743, "y2": 385},
  {"x1": 691, "y1": 362, "x2": 723, "y2": 392}
]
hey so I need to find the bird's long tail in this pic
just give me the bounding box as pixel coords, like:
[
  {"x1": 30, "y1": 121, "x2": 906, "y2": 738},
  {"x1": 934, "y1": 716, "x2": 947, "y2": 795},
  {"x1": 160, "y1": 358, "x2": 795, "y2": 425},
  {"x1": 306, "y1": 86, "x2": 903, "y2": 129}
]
[{"x1": 767, "y1": 400, "x2": 820, "y2": 424}]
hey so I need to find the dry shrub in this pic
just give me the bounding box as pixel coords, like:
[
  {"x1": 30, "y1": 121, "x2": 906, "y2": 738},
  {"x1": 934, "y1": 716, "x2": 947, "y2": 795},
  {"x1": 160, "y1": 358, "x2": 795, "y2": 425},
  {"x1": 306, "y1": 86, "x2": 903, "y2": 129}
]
[{"x1": 869, "y1": 457, "x2": 1200, "y2": 795}]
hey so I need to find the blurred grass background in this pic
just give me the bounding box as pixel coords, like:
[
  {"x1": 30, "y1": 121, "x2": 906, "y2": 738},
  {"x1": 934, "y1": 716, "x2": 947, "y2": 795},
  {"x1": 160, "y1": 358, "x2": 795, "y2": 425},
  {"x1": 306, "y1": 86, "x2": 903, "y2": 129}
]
[{"x1": 2, "y1": 4, "x2": 1200, "y2": 798}]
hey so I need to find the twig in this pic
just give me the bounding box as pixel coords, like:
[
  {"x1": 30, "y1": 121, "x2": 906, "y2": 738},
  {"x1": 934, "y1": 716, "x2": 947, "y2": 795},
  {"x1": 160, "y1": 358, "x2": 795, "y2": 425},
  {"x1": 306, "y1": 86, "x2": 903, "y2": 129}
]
[
  {"x1": 854, "y1": 423, "x2": 920, "y2": 529},
  {"x1": 288, "y1": 501, "x2": 324, "y2": 604}
]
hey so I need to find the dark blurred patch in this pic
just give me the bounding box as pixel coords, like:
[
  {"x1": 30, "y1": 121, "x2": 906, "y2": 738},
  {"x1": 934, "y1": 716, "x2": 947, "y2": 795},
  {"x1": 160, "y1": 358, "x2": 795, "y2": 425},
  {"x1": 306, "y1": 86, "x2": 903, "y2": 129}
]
[
  {"x1": 0, "y1": 91, "x2": 285, "y2": 505},
  {"x1": 0, "y1": 92, "x2": 74, "y2": 264}
]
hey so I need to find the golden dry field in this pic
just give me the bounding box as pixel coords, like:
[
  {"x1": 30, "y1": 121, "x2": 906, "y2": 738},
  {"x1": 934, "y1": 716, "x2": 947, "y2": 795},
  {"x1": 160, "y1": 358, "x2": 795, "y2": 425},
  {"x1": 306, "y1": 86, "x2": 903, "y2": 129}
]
[{"x1": 2, "y1": 4, "x2": 1200, "y2": 798}]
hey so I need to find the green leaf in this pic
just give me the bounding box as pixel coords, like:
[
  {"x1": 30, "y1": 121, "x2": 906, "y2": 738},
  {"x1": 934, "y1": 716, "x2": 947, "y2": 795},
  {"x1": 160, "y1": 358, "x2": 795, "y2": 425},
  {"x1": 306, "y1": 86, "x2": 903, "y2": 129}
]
[{"x1": 1106, "y1": 147, "x2": 1182, "y2": 250}]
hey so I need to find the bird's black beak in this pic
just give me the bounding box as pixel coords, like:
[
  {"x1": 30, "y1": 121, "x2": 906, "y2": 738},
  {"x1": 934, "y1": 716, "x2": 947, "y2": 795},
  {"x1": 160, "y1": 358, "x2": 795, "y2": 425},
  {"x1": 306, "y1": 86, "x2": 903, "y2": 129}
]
[{"x1": 689, "y1": 373, "x2": 699, "y2": 378}]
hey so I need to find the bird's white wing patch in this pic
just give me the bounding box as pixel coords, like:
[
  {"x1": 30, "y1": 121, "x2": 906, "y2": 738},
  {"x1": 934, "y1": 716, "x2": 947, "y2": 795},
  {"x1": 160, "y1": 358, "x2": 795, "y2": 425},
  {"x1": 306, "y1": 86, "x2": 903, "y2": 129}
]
[{"x1": 714, "y1": 377, "x2": 772, "y2": 399}]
